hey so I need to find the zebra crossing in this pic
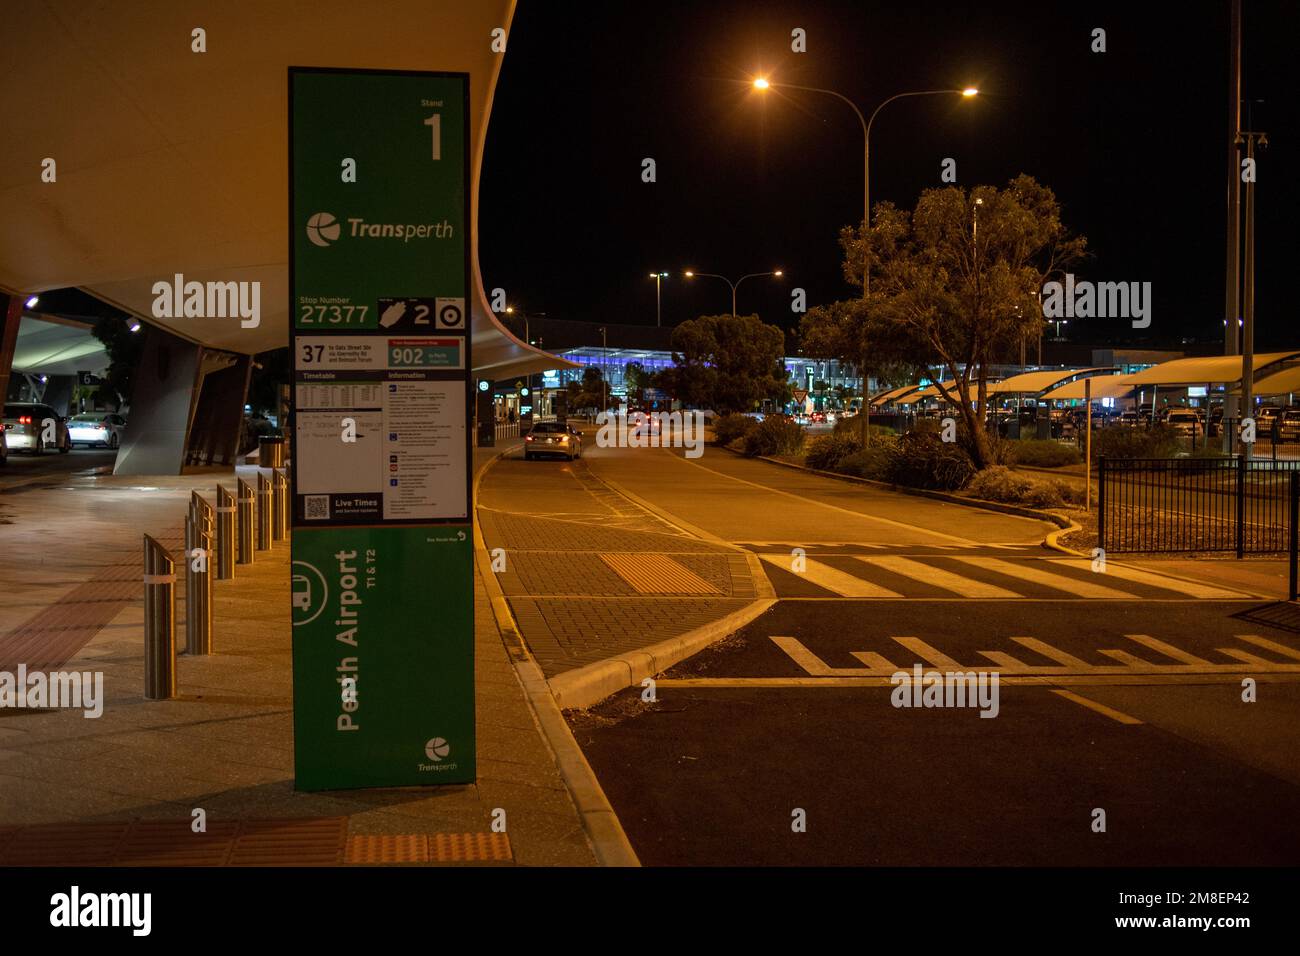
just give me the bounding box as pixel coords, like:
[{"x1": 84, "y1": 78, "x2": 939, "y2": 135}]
[{"x1": 756, "y1": 551, "x2": 1256, "y2": 601}]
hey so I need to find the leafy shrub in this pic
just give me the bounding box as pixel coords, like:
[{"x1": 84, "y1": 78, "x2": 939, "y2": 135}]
[
  {"x1": 837, "y1": 442, "x2": 899, "y2": 481},
  {"x1": 805, "y1": 433, "x2": 863, "y2": 471},
  {"x1": 713, "y1": 413, "x2": 758, "y2": 446},
  {"x1": 743, "y1": 416, "x2": 806, "y2": 457},
  {"x1": 1091, "y1": 424, "x2": 1181, "y2": 460},
  {"x1": 887, "y1": 431, "x2": 975, "y2": 491},
  {"x1": 1008, "y1": 439, "x2": 1082, "y2": 468},
  {"x1": 966, "y1": 465, "x2": 1083, "y2": 508},
  {"x1": 966, "y1": 465, "x2": 1034, "y2": 502}
]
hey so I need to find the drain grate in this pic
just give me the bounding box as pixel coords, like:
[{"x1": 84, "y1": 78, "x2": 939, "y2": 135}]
[{"x1": 1233, "y1": 601, "x2": 1300, "y2": 634}]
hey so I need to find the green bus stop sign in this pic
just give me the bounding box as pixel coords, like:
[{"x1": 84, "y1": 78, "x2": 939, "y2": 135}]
[{"x1": 289, "y1": 68, "x2": 474, "y2": 791}]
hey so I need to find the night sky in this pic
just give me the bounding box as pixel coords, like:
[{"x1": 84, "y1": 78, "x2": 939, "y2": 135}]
[{"x1": 479, "y1": 0, "x2": 1298, "y2": 351}]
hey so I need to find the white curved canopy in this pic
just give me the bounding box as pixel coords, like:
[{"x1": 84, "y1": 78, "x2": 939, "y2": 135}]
[
  {"x1": 1124, "y1": 352, "x2": 1300, "y2": 386},
  {"x1": 0, "y1": 0, "x2": 571, "y2": 378}
]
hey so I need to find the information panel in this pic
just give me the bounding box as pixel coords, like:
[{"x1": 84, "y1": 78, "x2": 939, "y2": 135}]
[{"x1": 289, "y1": 68, "x2": 473, "y2": 791}]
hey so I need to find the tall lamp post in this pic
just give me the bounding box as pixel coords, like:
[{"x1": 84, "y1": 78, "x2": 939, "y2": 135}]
[
  {"x1": 752, "y1": 78, "x2": 977, "y2": 427},
  {"x1": 682, "y1": 270, "x2": 784, "y2": 316},
  {"x1": 752, "y1": 79, "x2": 977, "y2": 297},
  {"x1": 648, "y1": 272, "x2": 669, "y2": 326}
]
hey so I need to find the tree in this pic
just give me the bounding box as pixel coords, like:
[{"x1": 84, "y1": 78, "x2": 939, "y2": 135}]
[
  {"x1": 90, "y1": 315, "x2": 146, "y2": 408},
  {"x1": 799, "y1": 296, "x2": 924, "y2": 442},
  {"x1": 567, "y1": 366, "x2": 606, "y2": 412},
  {"x1": 624, "y1": 361, "x2": 650, "y2": 406},
  {"x1": 843, "y1": 174, "x2": 1086, "y2": 468},
  {"x1": 663, "y1": 313, "x2": 790, "y2": 414}
]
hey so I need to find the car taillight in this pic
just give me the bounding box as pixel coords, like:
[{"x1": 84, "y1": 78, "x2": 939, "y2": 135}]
[
  {"x1": 95, "y1": 424, "x2": 106, "y2": 431},
  {"x1": 525, "y1": 436, "x2": 534, "y2": 442},
  {"x1": 19, "y1": 415, "x2": 31, "y2": 425}
]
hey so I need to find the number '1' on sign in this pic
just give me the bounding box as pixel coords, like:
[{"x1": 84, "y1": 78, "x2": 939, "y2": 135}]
[{"x1": 424, "y1": 114, "x2": 441, "y2": 160}]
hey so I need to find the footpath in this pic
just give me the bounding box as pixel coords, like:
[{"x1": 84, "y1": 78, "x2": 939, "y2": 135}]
[{"x1": 0, "y1": 447, "x2": 616, "y2": 866}]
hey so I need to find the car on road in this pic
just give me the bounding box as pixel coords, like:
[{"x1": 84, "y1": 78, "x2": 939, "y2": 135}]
[
  {"x1": 2, "y1": 402, "x2": 71, "y2": 454},
  {"x1": 524, "y1": 421, "x2": 582, "y2": 461},
  {"x1": 67, "y1": 412, "x2": 127, "y2": 448}
]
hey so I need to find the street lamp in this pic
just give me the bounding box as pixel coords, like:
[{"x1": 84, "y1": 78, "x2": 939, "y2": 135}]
[
  {"x1": 648, "y1": 272, "x2": 669, "y2": 326},
  {"x1": 751, "y1": 77, "x2": 978, "y2": 296},
  {"x1": 683, "y1": 270, "x2": 784, "y2": 317}
]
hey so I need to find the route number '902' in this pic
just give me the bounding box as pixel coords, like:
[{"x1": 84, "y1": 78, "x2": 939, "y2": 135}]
[
  {"x1": 300, "y1": 304, "x2": 369, "y2": 325},
  {"x1": 391, "y1": 347, "x2": 427, "y2": 366}
]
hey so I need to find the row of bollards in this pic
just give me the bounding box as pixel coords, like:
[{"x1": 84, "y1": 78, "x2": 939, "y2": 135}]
[{"x1": 142, "y1": 467, "x2": 290, "y2": 700}]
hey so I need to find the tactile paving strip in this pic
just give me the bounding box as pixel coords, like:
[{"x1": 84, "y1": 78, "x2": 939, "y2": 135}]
[
  {"x1": 1, "y1": 822, "x2": 127, "y2": 866},
  {"x1": 0, "y1": 819, "x2": 510, "y2": 866},
  {"x1": 345, "y1": 834, "x2": 429, "y2": 864},
  {"x1": 116, "y1": 820, "x2": 241, "y2": 867},
  {"x1": 600, "y1": 553, "x2": 721, "y2": 594},
  {"x1": 227, "y1": 817, "x2": 348, "y2": 866},
  {"x1": 430, "y1": 832, "x2": 512, "y2": 862}
]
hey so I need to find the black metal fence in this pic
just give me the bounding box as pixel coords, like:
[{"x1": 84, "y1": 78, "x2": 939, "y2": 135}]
[{"x1": 1099, "y1": 456, "x2": 1300, "y2": 558}]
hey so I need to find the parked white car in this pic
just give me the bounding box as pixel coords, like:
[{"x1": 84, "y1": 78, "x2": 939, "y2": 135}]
[{"x1": 67, "y1": 412, "x2": 127, "y2": 448}]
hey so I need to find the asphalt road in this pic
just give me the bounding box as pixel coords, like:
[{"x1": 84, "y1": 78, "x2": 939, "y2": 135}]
[
  {"x1": 0, "y1": 446, "x2": 117, "y2": 493},
  {"x1": 550, "y1": 439, "x2": 1300, "y2": 866}
]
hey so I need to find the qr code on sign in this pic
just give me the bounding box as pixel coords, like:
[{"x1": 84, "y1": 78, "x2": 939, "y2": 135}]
[{"x1": 304, "y1": 495, "x2": 330, "y2": 520}]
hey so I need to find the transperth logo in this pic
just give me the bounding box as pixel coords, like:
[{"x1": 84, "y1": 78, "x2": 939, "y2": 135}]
[
  {"x1": 306, "y1": 212, "x2": 341, "y2": 247},
  {"x1": 306, "y1": 211, "x2": 454, "y2": 247}
]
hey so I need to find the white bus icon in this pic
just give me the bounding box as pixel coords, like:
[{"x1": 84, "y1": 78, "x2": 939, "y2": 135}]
[{"x1": 292, "y1": 573, "x2": 312, "y2": 611}]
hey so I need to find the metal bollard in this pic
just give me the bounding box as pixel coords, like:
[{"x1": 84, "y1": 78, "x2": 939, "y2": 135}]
[
  {"x1": 272, "y1": 468, "x2": 289, "y2": 541},
  {"x1": 215, "y1": 485, "x2": 235, "y2": 579},
  {"x1": 184, "y1": 513, "x2": 213, "y2": 656},
  {"x1": 143, "y1": 534, "x2": 177, "y2": 700},
  {"x1": 191, "y1": 490, "x2": 215, "y2": 539},
  {"x1": 236, "y1": 478, "x2": 255, "y2": 564},
  {"x1": 256, "y1": 473, "x2": 273, "y2": 551}
]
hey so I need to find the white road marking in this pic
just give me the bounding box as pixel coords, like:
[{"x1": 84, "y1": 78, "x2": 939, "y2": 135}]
[
  {"x1": 759, "y1": 555, "x2": 902, "y2": 597},
  {"x1": 892, "y1": 636, "x2": 963, "y2": 669},
  {"x1": 859, "y1": 555, "x2": 1021, "y2": 598},
  {"x1": 1011, "y1": 636, "x2": 1091, "y2": 668},
  {"x1": 675, "y1": 455, "x2": 983, "y2": 544},
  {"x1": 948, "y1": 556, "x2": 1136, "y2": 599},
  {"x1": 1125, "y1": 633, "x2": 1212, "y2": 665},
  {"x1": 1237, "y1": 634, "x2": 1300, "y2": 661},
  {"x1": 770, "y1": 635, "x2": 1300, "y2": 679},
  {"x1": 1054, "y1": 559, "x2": 1254, "y2": 599},
  {"x1": 1051, "y1": 689, "x2": 1143, "y2": 725}
]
